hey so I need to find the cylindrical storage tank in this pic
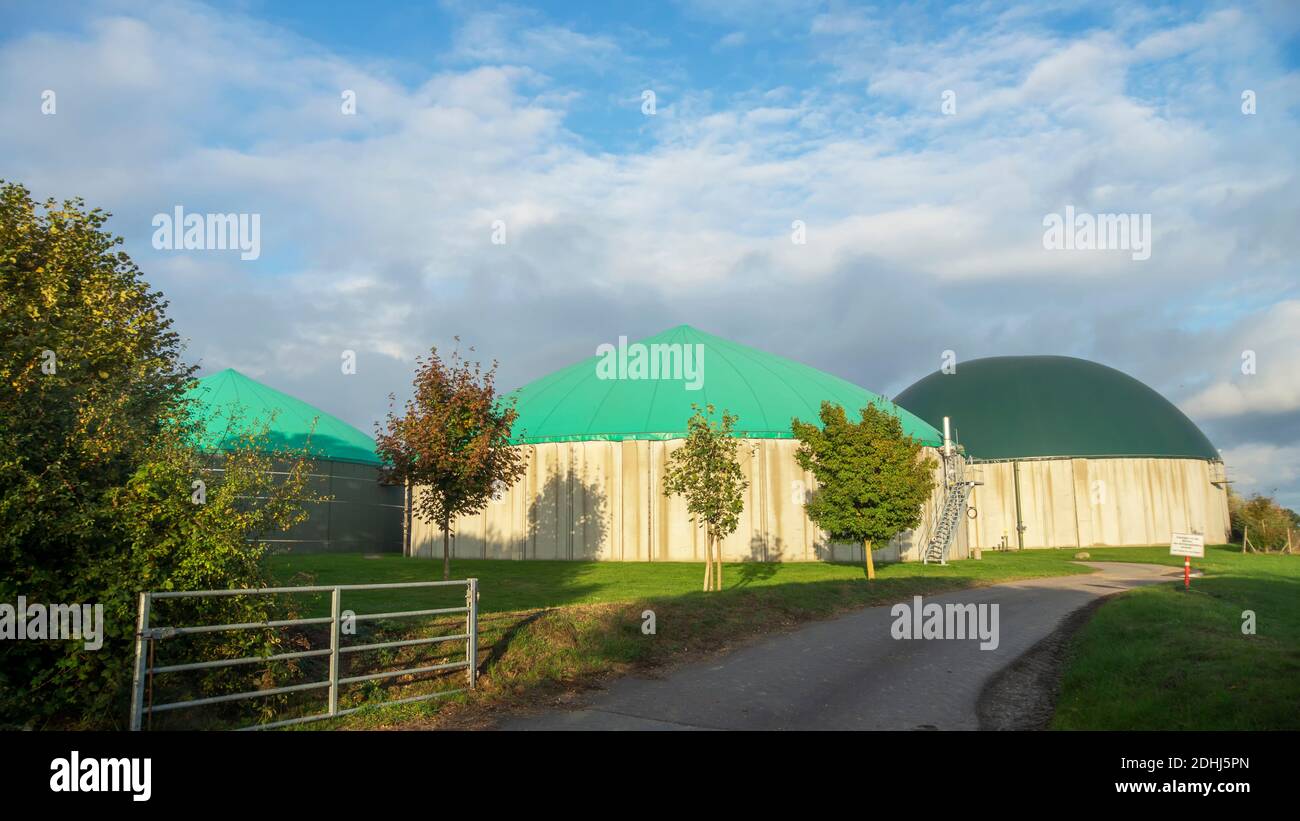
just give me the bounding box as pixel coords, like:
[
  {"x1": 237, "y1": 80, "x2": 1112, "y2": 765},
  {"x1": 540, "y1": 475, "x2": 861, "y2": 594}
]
[
  {"x1": 411, "y1": 326, "x2": 948, "y2": 563},
  {"x1": 894, "y1": 356, "x2": 1230, "y2": 550},
  {"x1": 186, "y1": 369, "x2": 404, "y2": 553}
]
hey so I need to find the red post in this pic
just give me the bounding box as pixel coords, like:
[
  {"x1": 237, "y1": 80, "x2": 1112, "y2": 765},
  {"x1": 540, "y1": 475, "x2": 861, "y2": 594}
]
[{"x1": 1184, "y1": 556, "x2": 1190, "y2": 591}]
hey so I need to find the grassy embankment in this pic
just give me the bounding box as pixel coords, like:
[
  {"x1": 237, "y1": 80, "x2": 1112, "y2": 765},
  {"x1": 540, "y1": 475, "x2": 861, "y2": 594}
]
[{"x1": 1050, "y1": 544, "x2": 1300, "y2": 730}]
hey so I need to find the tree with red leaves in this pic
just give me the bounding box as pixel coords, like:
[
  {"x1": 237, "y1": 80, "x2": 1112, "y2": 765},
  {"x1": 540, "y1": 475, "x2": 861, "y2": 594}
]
[{"x1": 376, "y1": 342, "x2": 528, "y2": 579}]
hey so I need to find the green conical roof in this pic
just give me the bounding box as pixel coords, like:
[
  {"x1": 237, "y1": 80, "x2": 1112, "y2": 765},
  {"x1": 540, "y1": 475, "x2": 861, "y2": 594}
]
[
  {"x1": 506, "y1": 325, "x2": 943, "y2": 446},
  {"x1": 184, "y1": 369, "x2": 381, "y2": 465},
  {"x1": 894, "y1": 355, "x2": 1220, "y2": 461}
]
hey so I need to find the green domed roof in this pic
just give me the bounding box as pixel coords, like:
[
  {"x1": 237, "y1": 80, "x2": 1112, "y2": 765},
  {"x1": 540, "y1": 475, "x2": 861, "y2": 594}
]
[
  {"x1": 184, "y1": 369, "x2": 380, "y2": 465},
  {"x1": 894, "y1": 355, "x2": 1219, "y2": 461},
  {"x1": 507, "y1": 325, "x2": 942, "y2": 446}
]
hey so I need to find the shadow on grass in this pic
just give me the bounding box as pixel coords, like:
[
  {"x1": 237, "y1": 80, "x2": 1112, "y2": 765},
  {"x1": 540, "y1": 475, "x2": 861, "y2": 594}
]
[{"x1": 478, "y1": 608, "x2": 552, "y2": 675}]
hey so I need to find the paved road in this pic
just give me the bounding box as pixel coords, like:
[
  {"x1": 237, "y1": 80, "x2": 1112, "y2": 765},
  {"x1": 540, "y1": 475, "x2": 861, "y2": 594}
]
[{"x1": 497, "y1": 562, "x2": 1180, "y2": 730}]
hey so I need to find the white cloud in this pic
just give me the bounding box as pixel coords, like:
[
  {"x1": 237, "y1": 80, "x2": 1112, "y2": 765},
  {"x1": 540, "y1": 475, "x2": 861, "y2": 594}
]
[
  {"x1": 1, "y1": 0, "x2": 1296, "y2": 506},
  {"x1": 1183, "y1": 301, "x2": 1300, "y2": 419},
  {"x1": 1220, "y1": 442, "x2": 1300, "y2": 510},
  {"x1": 449, "y1": 8, "x2": 622, "y2": 68},
  {"x1": 716, "y1": 31, "x2": 746, "y2": 49}
]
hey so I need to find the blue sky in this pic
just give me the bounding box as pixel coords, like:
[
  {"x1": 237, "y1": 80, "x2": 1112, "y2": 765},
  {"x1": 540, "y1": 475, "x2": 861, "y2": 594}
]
[{"x1": 2, "y1": 0, "x2": 1298, "y2": 507}]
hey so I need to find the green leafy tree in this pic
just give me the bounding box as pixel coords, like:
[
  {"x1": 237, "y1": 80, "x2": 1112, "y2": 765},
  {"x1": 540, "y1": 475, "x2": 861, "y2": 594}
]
[
  {"x1": 662, "y1": 404, "x2": 748, "y2": 592},
  {"x1": 792, "y1": 401, "x2": 935, "y2": 579},
  {"x1": 376, "y1": 344, "x2": 528, "y2": 580},
  {"x1": 0, "y1": 181, "x2": 314, "y2": 727},
  {"x1": 1230, "y1": 490, "x2": 1295, "y2": 552}
]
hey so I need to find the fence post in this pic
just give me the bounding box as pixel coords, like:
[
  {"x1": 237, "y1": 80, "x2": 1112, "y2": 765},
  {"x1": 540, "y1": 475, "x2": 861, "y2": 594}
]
[
  {"x1": 129, "y1": 592, "x2": 151, "y2": 731},
  {"x1": 466, "y1": 578, "x2": 478, "y2": 689},
  {"x1": 328, "y1": 587, "x2": 341, "y2": 716}
]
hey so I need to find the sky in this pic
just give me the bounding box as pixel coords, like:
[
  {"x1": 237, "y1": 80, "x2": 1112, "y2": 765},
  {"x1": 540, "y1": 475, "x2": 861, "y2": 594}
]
[{"x1": 2, "y1": 0, "x2": 1298, "y2": 508}]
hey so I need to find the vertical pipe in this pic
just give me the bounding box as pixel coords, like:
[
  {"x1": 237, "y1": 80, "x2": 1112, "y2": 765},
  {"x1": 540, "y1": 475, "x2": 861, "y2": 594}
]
[
  {"x1": 759, "y1": 441, "x2": 768, "y2": 562},
  {"x1": 129, "y1": 592, "x2": 151, "y2": 731},
  {"x1": 1013, "y1": 460, "x2": 1025, "y2": 550},
  {"x1": 403, "y1": 481, "x2": 411, "y2": 557},
  {"x1": 466, "y1": 578, "x2": 479, "y2": 689},
  {"x1": 647, "y1": 444, "x2": 655, "y2": 562},
  {"x1": 942, "y1": 417, "x2": 953, "y2": 493},
  {"x1": 325, "y1": 463, "x2": 334, "y2": 553},
  {"x1": 328, "y1": 587, "x2": 341, "y2": 716}
]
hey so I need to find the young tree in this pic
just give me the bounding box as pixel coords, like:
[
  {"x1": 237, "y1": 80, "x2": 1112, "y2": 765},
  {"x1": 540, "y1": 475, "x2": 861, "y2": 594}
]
[
  {"x1": 662, "y1": 405, "x2": 748, "y2": 592},
  {"x1": 0, "y1": 182, "x2": 314, "y2": 727},
  {"x1": 792, "y1": 401, "x2": 935, "y2": 579},
  {"x1": 376, "y1": 344, "x2": 527, "y2": 580}
]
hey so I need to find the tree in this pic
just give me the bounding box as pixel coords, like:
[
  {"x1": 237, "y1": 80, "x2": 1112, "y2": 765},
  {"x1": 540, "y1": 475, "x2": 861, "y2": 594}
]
[
  {"x1": 662, "y1": 404, "x2": 749, "y2": 592},
  {"x1": 1230, "y1": 490, "x2": 1296, "y2": 552},
  {"x1": 0, "y1": 182, "x2": 314, "y2": 727},
  {"x1": 792, "y1": 401, "x2": 935, "y2": 579},
  {"x1": 376, "y1": 344, "x2": 528, "y2": 580}
]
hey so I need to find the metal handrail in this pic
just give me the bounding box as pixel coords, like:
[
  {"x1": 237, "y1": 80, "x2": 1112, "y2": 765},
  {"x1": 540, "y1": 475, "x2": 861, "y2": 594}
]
[{"x1": 130, "y1": 578, "x2": 479, "y2": 731}]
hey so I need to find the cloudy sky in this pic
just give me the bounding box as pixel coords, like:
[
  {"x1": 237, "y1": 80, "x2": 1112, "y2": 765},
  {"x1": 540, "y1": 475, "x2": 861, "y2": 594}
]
[{"x1": 2, "y1": 0, "x2": 1298, "y2": 507}]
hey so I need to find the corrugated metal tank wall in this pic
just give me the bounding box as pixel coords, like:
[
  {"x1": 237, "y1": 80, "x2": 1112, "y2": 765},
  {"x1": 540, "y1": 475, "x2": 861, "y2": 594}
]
[
  {"x1": 410, "y1": 441, "x2": 951, "y2": 563},
  {"x1": 261, "y1": 458, "x2": 405, "y2": 553},
  {"x1": 962, "y1": 457, "x2": 1229, "y2": 550}
]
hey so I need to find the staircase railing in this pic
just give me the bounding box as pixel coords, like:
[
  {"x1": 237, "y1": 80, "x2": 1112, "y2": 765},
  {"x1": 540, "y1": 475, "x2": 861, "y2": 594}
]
[{"x1": 924, "y1": 454, "x2": 975, "y2": 565}]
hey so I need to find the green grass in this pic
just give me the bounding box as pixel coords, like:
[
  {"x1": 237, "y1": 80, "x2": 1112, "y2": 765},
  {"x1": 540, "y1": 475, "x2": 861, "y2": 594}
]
[
  {"x1": 237, "y1": 545, "x2": 1295, "y2": 730},
  {"x1": 1052, "y1": 544, "x2": 1300, "y2": 730},
  {"x1": 259, "y1": 548, "x2": 1104, "y2": 728},
  {"x1": 160, "y1": 549, "x2": 1111, "y2": 730},
  {"x1": 267, "y1": 549, "x2": 1100, "y2": 618},
  {"x1": 256, "y1": 548, "x2": 1107, "y2": 727}
]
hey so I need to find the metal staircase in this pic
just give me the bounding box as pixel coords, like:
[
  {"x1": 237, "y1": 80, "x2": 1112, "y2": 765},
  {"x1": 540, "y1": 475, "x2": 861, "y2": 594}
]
[
  {"x1": 922, "y1": 419, "x2": 981, "y2": 566},
  {"x1": 924, "y1": 479, "x2": 974, "y2": 565}
]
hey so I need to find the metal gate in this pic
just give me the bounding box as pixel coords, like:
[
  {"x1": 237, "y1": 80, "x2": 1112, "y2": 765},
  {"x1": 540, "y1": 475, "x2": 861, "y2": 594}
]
[{"x1": 130, "y1": 578, "x2": 479, "y2": 731}]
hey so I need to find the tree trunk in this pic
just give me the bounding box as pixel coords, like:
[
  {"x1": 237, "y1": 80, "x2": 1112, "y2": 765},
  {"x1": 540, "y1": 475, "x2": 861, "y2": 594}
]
[
  {"x1": 442, "y1": 514, "x2": 451, "y2": 581},
  {"x1": 703, "y1": 534, "x2": 713, "y2": 592},
  {"x1": 863, "y1": 539, "x2": 876, "y2": 580},
  {"x1": 714, "y1": 532, "x2": 723, "y2": 591}
]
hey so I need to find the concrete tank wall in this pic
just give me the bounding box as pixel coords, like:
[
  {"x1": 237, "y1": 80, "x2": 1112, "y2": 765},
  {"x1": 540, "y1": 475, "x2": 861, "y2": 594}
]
[
  {"x1": 962, "y1": 457, "x2": 1229, "y2": 550},
  {"x1": 257, "y1": 458, "x2": 404, "y2": 553},
  {"x1": 411, "y1": 440, "x2": 953, "y2": 563}
]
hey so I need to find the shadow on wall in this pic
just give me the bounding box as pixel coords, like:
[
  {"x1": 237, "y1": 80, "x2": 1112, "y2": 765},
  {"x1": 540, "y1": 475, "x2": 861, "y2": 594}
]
[
  {"x1": 811, "y1": 535, "x2": 913, "y2": 564},
  {"x1": 527, "y1": 468, "x2": 609, "y2": 560},
  {"x1": 446, "y1": 468, "x2": 610, "y2": 560},
  {"x1": 734, "y1": 535, "x2": 784, "y2": 585}
]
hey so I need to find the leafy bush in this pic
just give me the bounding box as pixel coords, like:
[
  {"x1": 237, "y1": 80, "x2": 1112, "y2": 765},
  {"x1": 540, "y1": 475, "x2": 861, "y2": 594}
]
[
  {"x1": 1229, "y1": 490, "x2": 1296, "y2": 552},
  {"x1": 0, "y1": 182, "x2": 313, "y2": 727}
]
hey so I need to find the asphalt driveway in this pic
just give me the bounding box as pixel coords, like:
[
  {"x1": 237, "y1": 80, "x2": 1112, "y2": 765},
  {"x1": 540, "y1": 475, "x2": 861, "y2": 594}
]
[{"x1": 496, "y1": 561, "x2": 1179, "y2": 730}]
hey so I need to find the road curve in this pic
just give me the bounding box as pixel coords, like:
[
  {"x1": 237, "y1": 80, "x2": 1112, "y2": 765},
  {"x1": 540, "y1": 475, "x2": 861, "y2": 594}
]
[{"x1": 496, "y1": 561, "x2": 1180, "y2": 731}]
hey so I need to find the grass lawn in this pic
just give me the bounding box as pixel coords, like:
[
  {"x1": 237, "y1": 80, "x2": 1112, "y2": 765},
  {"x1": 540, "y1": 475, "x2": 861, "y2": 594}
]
[
  {"x1": 196, "y1": 544, "x2": 1292, "y2": 731},
  {"x1": 255, "y1": 548, "x2": 1103, "y2": 729},
  {"x1": 1052, "y1": 544, "x2": 1300, "y2": 730},
  {"x1": 267, "y1": 549, "x2": 1099, "y2": 617}
]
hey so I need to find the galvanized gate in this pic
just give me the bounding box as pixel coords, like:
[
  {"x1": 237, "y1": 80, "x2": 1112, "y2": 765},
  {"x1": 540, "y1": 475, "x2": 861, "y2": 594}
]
[{"x1": 130, "y1": 579, "x2": 479, "y2": 731}]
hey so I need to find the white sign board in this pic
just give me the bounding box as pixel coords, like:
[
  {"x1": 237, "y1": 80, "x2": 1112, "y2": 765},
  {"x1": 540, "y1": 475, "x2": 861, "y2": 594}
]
[{"x1": 1170, "y1": 532, "x2": 1205, "y2": 558}]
